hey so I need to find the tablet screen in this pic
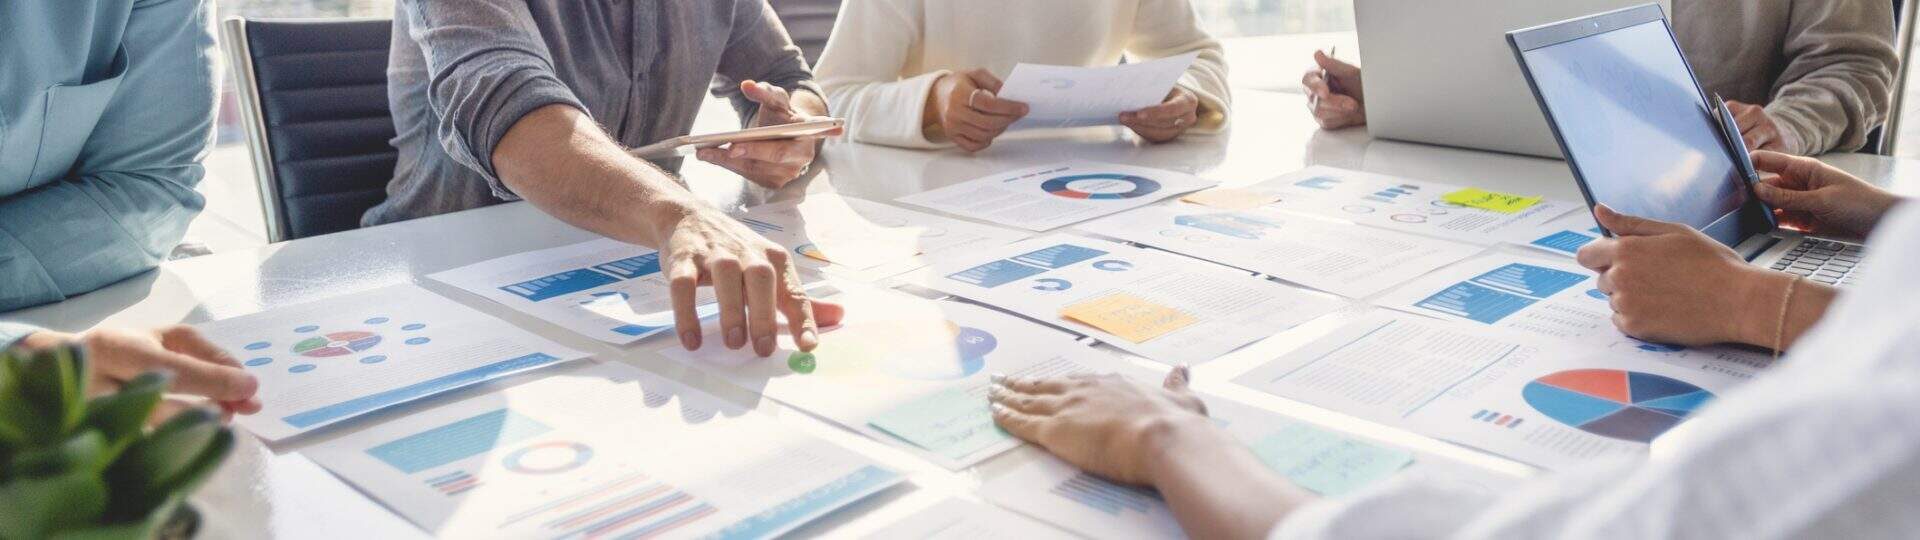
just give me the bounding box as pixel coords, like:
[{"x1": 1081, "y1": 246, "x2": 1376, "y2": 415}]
[{"x1": 1520, "y1": 20, "x2": 1749, "y2": 235}]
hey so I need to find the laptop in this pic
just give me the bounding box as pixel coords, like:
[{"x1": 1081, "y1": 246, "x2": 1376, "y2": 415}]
[
  {"x1": 1508, "y1": 3, "x2": 1865, "y2": 286},
  {"x1": 1355, "y1": 0, "x2": 1666, "y2": 159}
]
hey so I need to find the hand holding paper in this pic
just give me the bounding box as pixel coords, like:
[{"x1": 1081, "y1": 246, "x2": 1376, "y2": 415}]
[{"x1": 998, "y1": 52, "x2": 1201, "y2": 130}]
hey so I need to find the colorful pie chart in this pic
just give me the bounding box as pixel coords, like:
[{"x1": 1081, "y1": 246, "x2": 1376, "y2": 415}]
[
  {"x1": 1040, "y1": 174, "x2": 1162, "y2": 200},
  {"x1": 1522, "y1": 369, "x2": 1713, "y2": 443},
  {"x1": 292, "y1": 331, "x2": 382, "y2": 358}
]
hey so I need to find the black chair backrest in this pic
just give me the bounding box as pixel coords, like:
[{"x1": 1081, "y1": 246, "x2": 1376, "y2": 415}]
[
  {"x1": 238, "y1": 19, "x2": 395, "y2": 240},
  {"x1": 769, "y1": 0, "x2": 842, "y2": 66}
]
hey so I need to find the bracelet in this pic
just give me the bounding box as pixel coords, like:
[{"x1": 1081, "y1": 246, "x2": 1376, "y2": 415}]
[{"x1": 1774, "y1": 275, "x2": 1802, "y2": 360}]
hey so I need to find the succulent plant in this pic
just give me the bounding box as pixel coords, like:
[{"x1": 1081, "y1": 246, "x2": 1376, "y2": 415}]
[{"x1": 0, "y1": 343, "x2": 233, "y2": 540}]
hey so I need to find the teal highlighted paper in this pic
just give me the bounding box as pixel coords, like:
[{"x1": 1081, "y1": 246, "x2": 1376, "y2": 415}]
[
  {"x1": 1249, "y1": 423, "x2": 1413, "y2": 497},
  {"x1": 366, "y1": 409, "x2": 552, "y2": 474},
  {"x1": 867, "y1": 387, "x2": 1009, "y2": 461}
]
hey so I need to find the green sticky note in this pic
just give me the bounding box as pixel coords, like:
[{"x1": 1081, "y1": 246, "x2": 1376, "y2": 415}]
[
  {"x1": 867, "y1": 387, "x2": 1010, "y2": 461},
  {"x1": 1250, "y1": 424, "x2": 1414, "y2": 497},
  {"x1": 1442, "y1": 188, "x2": 1543, "y2": 214}
]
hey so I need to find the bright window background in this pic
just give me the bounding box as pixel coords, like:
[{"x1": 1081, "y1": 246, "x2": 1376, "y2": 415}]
[{"x1": 193, "y1": 0, "x2": 1915, "y2": 254}]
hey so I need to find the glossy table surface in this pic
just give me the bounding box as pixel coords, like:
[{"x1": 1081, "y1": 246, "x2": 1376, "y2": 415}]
[{"x1": 5, "y1": 89, "x2": 1915, "y2": 539}]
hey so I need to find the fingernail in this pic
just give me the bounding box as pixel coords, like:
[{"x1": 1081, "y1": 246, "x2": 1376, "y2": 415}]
[
  {"x1": 988, "y1": 384, "x2": 1008, "y2": 399},
  {"x1": 990, "y1": 373, "x2": 1007, "y2": 384},
  {"x1": 680, "y1": 328, "x2": 701, "y2": 349},
  {"x1": 726, "y1": 327, "x2": 745, "y2": 348},
  {"x1": 990, "y1": 403, "x2": 1009, "y2": 414},
  {"x1": 755, "y1": 335, "x2": 775, "y2": 353},
  {"x1": 798, "y1": 329, "x2": 818, "y2": 346}
]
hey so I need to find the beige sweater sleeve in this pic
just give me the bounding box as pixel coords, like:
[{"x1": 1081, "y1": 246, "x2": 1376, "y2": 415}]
[
  {"x1": 1767, "y1": 0, "x2": 1898, "y2": 155},
  {"x1": 815, "y1": 0, "x2": 949, "y2": 149},
  {"x1": 1128, "y1": 0, "x2": 1233, "y2": 132}
]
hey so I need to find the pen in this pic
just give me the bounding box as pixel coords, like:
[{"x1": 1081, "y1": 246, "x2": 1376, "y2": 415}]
[{"x1": 1324, "y1": 46, "x2": 1341, "y2": 95}]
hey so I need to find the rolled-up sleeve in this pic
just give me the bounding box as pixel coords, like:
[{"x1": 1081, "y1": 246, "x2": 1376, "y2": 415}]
[
  {"x1": 0, "y1": 0, "x2": 214, "y2": 312},
  {"x1": 710, "y1": 0, "x2": 824, "y2": 127},
  {"x1": 1766, "y1": 0, "x2": 1897, "y2": 155},
  {"x1": 0, "y1": 322, "x2": 36, "y2": 351},
  {"x1": 398, "y1": 0, "x2": 585, "y2": 199}
]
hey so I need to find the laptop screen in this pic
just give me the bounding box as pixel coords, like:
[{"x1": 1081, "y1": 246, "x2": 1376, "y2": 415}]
[{"x1": 1518, "y1": 19, "x2": 1751, "y2": 235}]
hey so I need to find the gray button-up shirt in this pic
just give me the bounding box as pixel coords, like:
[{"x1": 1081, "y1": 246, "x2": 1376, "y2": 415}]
[{"x1": 366, "y1": 0, "x2": 820, "y2": 226}]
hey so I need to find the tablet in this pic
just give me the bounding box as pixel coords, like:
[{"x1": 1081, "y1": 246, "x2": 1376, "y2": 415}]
[{"x1": 627, "y1": 119, "x2": 845, "y2": 159}]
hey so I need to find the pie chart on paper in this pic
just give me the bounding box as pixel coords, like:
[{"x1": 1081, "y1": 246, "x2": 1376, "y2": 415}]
[
  {"x1": 1521, "y1": 369, "x2": 1713, "y2": 443},
  {"x1": 292, "y1": 331, "x2": 382, "y2": 358}
]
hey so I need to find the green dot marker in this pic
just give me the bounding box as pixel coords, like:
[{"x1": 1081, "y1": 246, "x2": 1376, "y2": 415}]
[{"x1": 787, "y1": 351, "x2": 817, "y2": 374}]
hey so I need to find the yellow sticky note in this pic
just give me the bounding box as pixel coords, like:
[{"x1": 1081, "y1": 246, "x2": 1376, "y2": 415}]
[
  {"x1": 1181, "y1": 187, "x2": 1283, "y2": 211},
  {"x1": 1059, "y1": 293, "x2": 1199, "y2": 344},
  {"x1": 1441, "y1": 188, "x2": 1543, "y2": 214}
]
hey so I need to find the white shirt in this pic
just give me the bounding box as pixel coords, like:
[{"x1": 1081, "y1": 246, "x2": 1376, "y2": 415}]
[
  {"x1": 1276, "y1": 203, "x2": 1920, "y2": 539},
  {"x1": 813, "y1": 0, "x2": 1231, "y2": 149}
]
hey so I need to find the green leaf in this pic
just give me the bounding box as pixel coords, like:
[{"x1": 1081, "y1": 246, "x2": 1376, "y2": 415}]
[
  {"x1": 10, "y1": 346, "x2": 88, "y2": 444},
  {"x1": 8, "y1": 431, "x2": 111, "y2": 478},
  {"x1": 0, "y1": 469, "x2": 108, "y2": 539},
  {"x1": 0, "y1": 350, "x2": 37, "y2": 447},
  {"x1": 103, "y1": 409, "x2": 232, "y2": 521},
  {"x1": 82, "y1": 372, "x2": 168, "y2": 462}
]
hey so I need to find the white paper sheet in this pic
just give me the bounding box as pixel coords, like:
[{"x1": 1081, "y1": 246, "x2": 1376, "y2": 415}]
[
  {"x1": 429, "y1": 239, "x2": 719, "y2": 345},
  {"x1": 657, "y1": 285, "x2": 1122, "y2": 469},
  {"x1": 1230, "y1": 167, "x2": 1579, "y2": 245},
  {"x1": 198, "y1": 284, "x2": 588, "y2": 441},
  {"x1": 980, "y1": 395, "x2": 1414, "y2": 539},
  {"x1": 731, "y1": 194, "x2": 1028, "y2": 281},
  {"x1": 998, "y1": 52, "x2": 1200, "y2": 130},
  {"x1": 896, "y1": 161, "x2": 1217, "y2": 232},
  {"x1": 915, "y1": 234, "x2": 1342, "y2": 365},
  {"x1": 1373, "y1": 252, "x2": 1774, "y2": 378},
  {"x1": 863, "y1": 498, "x2": 1077, "y2": 540},
  {"x1": 1233, "y1": 310, "x2": 1750, "y2": 469},
  {"x1": 1516, "y1": 210, "x2": 1604, "y2": 258},
  {"x1": 1079, "y1": 204, "x2": 1486, "y2": 298},
  {"x1": 304, "y1": 362, "x2": 903, "y2": 539}
]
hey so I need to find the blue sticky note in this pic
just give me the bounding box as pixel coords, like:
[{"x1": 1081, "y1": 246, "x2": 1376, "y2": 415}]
[
  {"x1": 867, "y1": 387, "x2": 1010, "y2": 461},
  {"x1": 1249, "y1": 424, "x2": 1414, "y2": 497}
]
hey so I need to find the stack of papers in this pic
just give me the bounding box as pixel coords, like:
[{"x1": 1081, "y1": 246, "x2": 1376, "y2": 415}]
[{"x1": 430, "y1": 239, "x2": 718, "y2": 345}]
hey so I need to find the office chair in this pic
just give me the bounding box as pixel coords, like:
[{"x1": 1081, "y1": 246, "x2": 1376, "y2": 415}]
[
  {"x1": 770, "y1": 0, "x2": 843, "y2": 66},
  {"x1": 221, "y1": 17, "x2": 396, "y2": 242}
]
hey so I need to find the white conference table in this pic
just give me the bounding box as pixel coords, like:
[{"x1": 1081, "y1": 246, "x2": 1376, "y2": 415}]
[{"x1": 5, "y1": 89, "x2": 1916, "y2": 539}]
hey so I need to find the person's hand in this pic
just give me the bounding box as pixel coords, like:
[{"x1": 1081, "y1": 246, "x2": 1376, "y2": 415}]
[
  {"x1": 1725, "y1": 100, "x2": 1787, "y2": 152},
  {"x1": 928, "y1": 68, "x2": 1029, "y2": 152},
  {"x1": 656, "y1": 204, "x2": 847, "y2": 357},
  {"x1": 19, "y1": 326, "x2": 265, "y2": 422},
  {"x1": 990, "y1": 367, "x2": 1213, "y2": 486},
  {"x1": 1577, "y1": 205, "x2": 1778, "y2": 346},
  {"x1": 1121, "y1": 87, "x2": 1201, "y2": 143},
  {"x1": 1302, "y1": 50, "x2": 1365, "y2": 129},
  {"x1": 696, "y1": 80, "x2": 841, "y2": 190},
  {"x1": 1751, "y1": 150, "x2": 1902, "y2": 239}
]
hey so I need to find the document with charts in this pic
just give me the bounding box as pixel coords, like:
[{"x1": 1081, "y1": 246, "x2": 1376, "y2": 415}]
[
  {"x1": 1234, "y1": 311, "x2": 1748, "y2": 469},
  {"x1": 997, "y1": 52, "x2": 1199, "y2": 130},
  {"x1": 1516, "y1": 210, "x2": 1604, "y2": 258},
  {"x1": 863, "y1": 498, "x2": 1076, "y2": 540},
  {"x1": 1217, "y1": 167, "x2": 1578, "y2": 245},
  {"x1": 896, "y1": 161, "x2": 1216, "y2": 231},
  {"x1": 304, "y1": 362, "x2": 903, "y2": 540},
  {"x1": 196, "y1": 284, "x2": 587, "y2": 441},
  {"x1": 430, "y1": 239, "x2": 718, "y2": 345},
  {"x1": 658, "y1": 285, "x2": 1121, "y2": 469},
  {"x1": 731, "y1": 194, "x2": 1028, "y2": 281},
  {"x1": 1078, "y1": 204, "x2": 1485, "y2": 298},
  {"x1": 1374, "y1": 252, "x2": 1773, "y2": 378},
  {"x1": 916, "y1": 234, "x2": 1341, "y2": 365},
  {"x1": 980, "y1": 395, "x2": 1414, "y2": 540}
]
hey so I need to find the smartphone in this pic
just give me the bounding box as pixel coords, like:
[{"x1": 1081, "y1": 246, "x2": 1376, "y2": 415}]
[{"x1": 627, "y1": 118, "x2": 846, "y2": 159}]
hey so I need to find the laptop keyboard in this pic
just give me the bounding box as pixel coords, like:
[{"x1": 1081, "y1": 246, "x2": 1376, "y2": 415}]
[{"x1": 1769, "y1": 239, "x2": 1865, "y2": 286}]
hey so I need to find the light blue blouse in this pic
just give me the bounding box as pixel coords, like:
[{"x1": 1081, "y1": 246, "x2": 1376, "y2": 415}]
[{"x1": 0, "y1": 0, "x2": 218, "y2": 348}]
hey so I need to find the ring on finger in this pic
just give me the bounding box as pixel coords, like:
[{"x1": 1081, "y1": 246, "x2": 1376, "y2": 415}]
[{"x1": 968, "y1": 89, "x2": 981, "y2": 111}]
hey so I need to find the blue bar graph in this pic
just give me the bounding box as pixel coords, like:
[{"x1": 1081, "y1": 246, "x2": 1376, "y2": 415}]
[
  {"x1": 947, "y1": 260, "x2": 1049, "y2": 288},
  {"x1": 1010, "y1": 244, "x2": 1108, "y2": 269},
  {"x1": 500, "y1": 270, "x2": 620, "y2": 302},
  {"x1": 737, "y1": 217, "x2": 785, "y2": 234},
  {"x1": 593, "y1": 253, "x2": 662, "y2": 279},
  {"x1": 1530, "y1": 231, "x2": 1596, "y2": 255},
  {"x1": 282, "y1": 353, "x2": 567, "y2": 428},
  {"x1": 364, "y1": 409, "x2": 552, "y2": 473},
  {"x1": 1469, "y1": 263, "x2": 1588, "y2": 298},
  {"x1": 1415, "y1": 282, "x2": 1537, "y2": 324}
]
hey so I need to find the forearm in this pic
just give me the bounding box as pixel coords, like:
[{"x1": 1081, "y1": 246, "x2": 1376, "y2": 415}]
[
  {"x1": 1738, "y1": 270, "x2": 1837, "y2": 351},
  {"x1": 493, "y1": 104, "x2": 704, "y2": 248},
  {"x1": 1147, "y1": 421, "x2": 1317, "y2": 540}
]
